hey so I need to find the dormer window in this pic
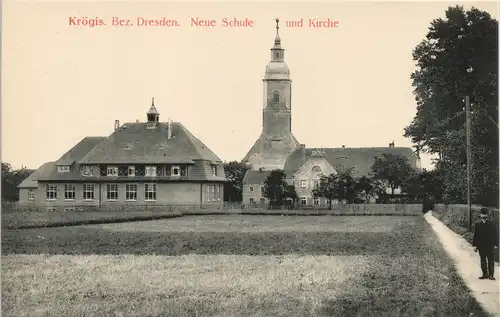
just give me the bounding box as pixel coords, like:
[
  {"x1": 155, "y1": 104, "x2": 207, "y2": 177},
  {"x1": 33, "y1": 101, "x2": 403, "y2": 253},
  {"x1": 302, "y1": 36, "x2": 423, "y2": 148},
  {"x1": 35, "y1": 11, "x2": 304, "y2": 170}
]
[
  {"x1": 145, "y1": 166, "x2": 157, "y2": 177},
  {"x1": 81, "y1": 166, "x2": 94, "y2": 176},
  {"x1": 171, "y1": 165, "x2": 180, "y2": 176},
  {"x1": 211, "y1": 165, "x2": 218, "y2": 176},
  {"x1": 128, "y1": 166, "x2": 135, "y2": 176},
  {"x1": 273, "y1": 91, "x2": 280, "y2": 103},
  {"x1": 57, "y1": 165, "x2": 70, "y2": 173},
  {"x1": 107, "y1": 166, "x2": 118, "y2": 176}
]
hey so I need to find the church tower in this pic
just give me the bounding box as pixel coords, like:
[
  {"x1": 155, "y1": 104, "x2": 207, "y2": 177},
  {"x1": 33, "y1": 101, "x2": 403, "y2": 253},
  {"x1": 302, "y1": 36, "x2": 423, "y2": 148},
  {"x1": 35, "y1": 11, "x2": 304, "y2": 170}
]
[{"x1": 242, "y1": 18, "x2": 301, "y2": 171}]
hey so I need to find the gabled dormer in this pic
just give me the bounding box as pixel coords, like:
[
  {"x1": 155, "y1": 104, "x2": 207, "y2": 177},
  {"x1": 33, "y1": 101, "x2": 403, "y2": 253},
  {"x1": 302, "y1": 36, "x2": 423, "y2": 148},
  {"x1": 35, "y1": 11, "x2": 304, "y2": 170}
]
[{"x1": 57, "y1": 165, "x2": 70, "y2": 173}]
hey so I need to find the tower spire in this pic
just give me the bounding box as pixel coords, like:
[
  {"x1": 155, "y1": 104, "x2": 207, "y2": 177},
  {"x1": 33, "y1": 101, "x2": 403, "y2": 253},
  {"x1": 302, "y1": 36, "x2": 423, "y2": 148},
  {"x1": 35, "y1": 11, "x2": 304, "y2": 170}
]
[{"x1": 274, "y1": 18, "x2": 281, "y2": 46}]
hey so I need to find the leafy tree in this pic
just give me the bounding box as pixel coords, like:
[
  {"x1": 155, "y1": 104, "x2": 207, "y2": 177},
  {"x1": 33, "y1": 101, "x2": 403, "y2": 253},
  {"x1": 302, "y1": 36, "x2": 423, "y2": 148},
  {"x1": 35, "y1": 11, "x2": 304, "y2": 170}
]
[
  {"x1": 335, "y1": 170, "x2": 358, "y2": 203},
  {"x1": 262, "y1": 169, "x2": 288, "y2": 206},
  {"x1": 1, "y1": 163, "x2": 35, "y2": 201},
  {"x1": 402, "y1": 168, "x2": 444, "y2": 201},
  {"x1": 223, "y1": 161, "x2": 249, "y2": 202},
  {"x1": 404, "y1": 5, "x2": 498, "y2": 207},
  {"x1": 283, "y1": 184, "x2": 298, "y2": 203},
  {"x1": 312, "y1": 170, "x2": 358, "y2": 207},
  {"x1": 371, "y1": 154, "x2": 414, "y2": 198},
  {"x1": 312, "y1": 174, "x2": 337, "y2": 210},
  {"x1": 355, "y1": 176, "x2": 376, "y2": 203}
]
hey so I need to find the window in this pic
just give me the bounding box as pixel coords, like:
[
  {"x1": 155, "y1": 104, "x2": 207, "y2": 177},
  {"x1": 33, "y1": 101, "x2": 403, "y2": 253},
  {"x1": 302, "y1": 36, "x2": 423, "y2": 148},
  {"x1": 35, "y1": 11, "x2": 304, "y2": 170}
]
[
  {"x1": 81, "y1": 166, "x2": 94, "y2": 176},
  {"x1": 180, "y1": 166, "x2": 187, "y2": 177},
  {"x1": 249, "y1": 186, "x2": 254, "y2": 192},
  {"x1": 300, "y1": 180, "x2": 307, "y2": 189},
  {"x1": 145, "y1": 184, "x2": 156, "y2": 201},
  {"x1": 28, "y1": 189, "x2": 35, "y2": 200},
  {"x1": 126, "y1": 184, "x2": 137, "y2": 201},
  {"x1": 64, "y1": 184, "x2": 76, "y2": 200},
  {"x1": 207, "y1": 185, "x2": 210, "y2": 201},
  {"x1": 106, "y1": 184, "x2": 118, "y2": 200},
  {"x1": 212, "y1": 165, "x2": 218, "y2": 176},
  {"x1": 128, "y1": 166, "x2": 135, "y2": 176},
  {"x1": 83, "y1": 184, "x2": 94, "y2": 200},
  {"x1": 312, "y1": 166, "x2": 322, "y2": 173},
  {"x1": 46, "y1": 184, "x2": 57, "y2": 200},
  {"x1": 300, "y1": 196, "x2": 307, "y2": 206},
  {"x1": 171, "y1": 165, "x2": 180, "y2": 176},
  {"x1": 145, "y1": 166, "x2": 157, "y2": 177},
  {"x1": 211, "y1": 185, "x2": 216, "y2": 201},
  {"x1": 314, "y1": 197, "x2": 320, "y2": 206},
  {"x1": 216, "y1": 185, "x2": 221, "y2": 201},
  {"x1": 249, "y1": 198, "x2": 254, "y2": 203},
  {"x1": 107, "y1": 166, "x2": 118, "y2": 176},
  {"x1": 313, "y1": 179, "x2": 320, "y2": 188},
  {"x1": 57, "y1": 165, "x2": 70, "y2": 173},
  {"x1": 275, "y1": 52, "x2": 280, "y2": 59},
  {"x1": 273, "y1": 90, "x2": 280, "y2": 103}
]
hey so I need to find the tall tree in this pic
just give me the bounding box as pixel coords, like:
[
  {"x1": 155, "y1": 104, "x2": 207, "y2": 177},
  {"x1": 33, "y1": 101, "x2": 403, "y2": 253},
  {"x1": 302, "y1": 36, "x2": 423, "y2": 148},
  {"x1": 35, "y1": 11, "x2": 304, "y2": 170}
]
[
  {"x1": 371, "y1": 154, "x2": 414, "y2": 198},
  {"x1": 262, "y1": 169, "x2": 288, "y2": 206},
  {"x1": 355, "y1": 176, "x2": 376, "y2": 203},
  {"x1": 404, "y1": 6, "x2": 498, "y2": 207},
  {"x1": 223, "y1": 161, "x2": 249, "y2": 202},
  {"x1": 312, "y1": 174, "x2": 337, "y2": 210},
  {"x1": 402, "y1": 168, "x2": 444, "y2": 201},
  {"x1": 283, "y1": 184, "x2": 298, "y2": 204},
  {"x1": 1, "y1": 163, "x2": 35, "y2": 201}
]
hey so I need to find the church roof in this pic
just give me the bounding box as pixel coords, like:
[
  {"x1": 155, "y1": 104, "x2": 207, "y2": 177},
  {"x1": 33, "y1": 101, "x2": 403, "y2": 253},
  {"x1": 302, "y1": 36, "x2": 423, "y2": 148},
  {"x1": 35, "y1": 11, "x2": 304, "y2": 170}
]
[
  {"x1": 283, "y1": 147, "x2": 419, "y2": 177},
  {"x1": 79, "y1": 122, "x2": 222, "y2": 164}
]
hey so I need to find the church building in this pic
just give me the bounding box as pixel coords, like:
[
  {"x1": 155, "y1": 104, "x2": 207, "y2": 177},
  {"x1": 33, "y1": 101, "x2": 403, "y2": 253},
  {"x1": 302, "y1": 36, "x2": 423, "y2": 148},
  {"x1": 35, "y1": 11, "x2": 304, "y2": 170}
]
[
  {"x1": 242, "y1": 19, "x2": 421, "y2": 207},
  {"x1": 18, "y1": 100, "x2": 227, "y2": 211}
]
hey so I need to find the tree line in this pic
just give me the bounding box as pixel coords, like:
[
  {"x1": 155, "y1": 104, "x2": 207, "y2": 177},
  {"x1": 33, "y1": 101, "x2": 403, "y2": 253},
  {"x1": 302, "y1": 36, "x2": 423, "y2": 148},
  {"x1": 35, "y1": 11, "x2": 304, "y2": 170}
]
[
  {"x1": 1, "y1": 163, "x2": 35, "y2": 202},
  {"x1": 223, "y1": 154, "x2": 442, "y2": 207}
]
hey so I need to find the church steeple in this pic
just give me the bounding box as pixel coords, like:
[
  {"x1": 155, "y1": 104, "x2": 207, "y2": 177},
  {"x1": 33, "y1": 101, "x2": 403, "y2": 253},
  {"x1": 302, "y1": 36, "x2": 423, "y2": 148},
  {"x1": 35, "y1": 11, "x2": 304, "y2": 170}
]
[{"x1": 271, "y1": 18, "x2": 284, "y2": 61}]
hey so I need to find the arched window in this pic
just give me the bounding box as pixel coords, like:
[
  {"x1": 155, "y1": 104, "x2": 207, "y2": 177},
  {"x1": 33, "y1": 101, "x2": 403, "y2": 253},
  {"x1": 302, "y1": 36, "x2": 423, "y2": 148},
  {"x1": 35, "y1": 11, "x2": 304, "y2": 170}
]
[
  {"x1": 311, "y1": 166, "x2": 322, "y2": 173},
  {"x1": 275, "y1": 52, "x2": 280, "y2": 59},
  {"x1": 273, "y1": 91, "x2": 280, "y2": 103}
]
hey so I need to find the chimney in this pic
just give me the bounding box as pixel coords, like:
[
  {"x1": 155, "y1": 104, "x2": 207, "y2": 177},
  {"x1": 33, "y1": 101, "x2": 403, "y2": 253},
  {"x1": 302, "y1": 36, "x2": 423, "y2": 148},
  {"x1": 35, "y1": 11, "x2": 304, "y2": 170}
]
[
  {"x1": 299, "y1": 144, "x2": 306, "y2": 161},
  {"x1": 114, "y1": 120, "x2": 120, "y2": 130},
  {"x1": 342, "y1": 145, "x2": 345, "y2": 148},
  {"x1": 136, "y1": 119, "x2": 139, "y2": 123},
  {"x1": 167, "y1": 118, "x2": 173, "y2": 139},
  {"x1": 389, "y1": 141, "x2": 395, "y2": 148}
]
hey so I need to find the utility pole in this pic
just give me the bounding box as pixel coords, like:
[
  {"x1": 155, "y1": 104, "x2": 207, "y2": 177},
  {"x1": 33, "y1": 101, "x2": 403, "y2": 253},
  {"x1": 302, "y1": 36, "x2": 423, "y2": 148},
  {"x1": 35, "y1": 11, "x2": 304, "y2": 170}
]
[{"x1": 466, "y1": 95, "x2": 472, "y2": 232}]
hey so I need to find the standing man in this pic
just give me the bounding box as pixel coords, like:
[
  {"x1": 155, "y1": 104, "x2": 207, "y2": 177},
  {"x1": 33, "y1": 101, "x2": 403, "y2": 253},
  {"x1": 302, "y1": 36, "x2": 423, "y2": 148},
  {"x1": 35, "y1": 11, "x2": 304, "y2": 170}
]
[{"x1": 473, "y1": 208, "x2": 498, "y2": 280}]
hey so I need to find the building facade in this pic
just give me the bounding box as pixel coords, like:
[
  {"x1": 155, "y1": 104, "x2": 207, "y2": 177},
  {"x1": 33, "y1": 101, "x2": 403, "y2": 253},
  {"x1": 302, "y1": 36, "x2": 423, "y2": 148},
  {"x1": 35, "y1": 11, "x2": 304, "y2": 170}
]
[
  {"x1": 18, "y1": 101, "x2": 227, "y2": 210},
  {"x1": 242, "y1": 20, "x2": 421, "y2": 207}
]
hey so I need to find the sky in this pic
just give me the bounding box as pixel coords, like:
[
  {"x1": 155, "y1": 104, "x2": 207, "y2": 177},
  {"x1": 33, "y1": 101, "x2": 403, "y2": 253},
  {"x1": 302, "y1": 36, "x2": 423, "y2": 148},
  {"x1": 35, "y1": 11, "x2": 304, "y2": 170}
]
[{"x1": 2, "y1": 0, "x2": 498, "y2": 170}]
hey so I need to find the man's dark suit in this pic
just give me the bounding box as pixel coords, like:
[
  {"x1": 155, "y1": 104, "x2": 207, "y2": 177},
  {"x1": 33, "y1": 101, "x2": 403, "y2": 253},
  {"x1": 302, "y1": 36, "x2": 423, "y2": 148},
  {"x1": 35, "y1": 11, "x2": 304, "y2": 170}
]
[{"x1": 472, "y1": 220, "x2": 499, "y2": 277}]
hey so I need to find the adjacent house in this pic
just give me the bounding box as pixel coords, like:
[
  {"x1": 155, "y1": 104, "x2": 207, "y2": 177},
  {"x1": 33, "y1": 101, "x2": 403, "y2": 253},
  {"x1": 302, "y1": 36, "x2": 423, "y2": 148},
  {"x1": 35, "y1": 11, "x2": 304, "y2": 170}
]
[{"x1": 18, "y1": 100, "x2": 227, "y2": 210}]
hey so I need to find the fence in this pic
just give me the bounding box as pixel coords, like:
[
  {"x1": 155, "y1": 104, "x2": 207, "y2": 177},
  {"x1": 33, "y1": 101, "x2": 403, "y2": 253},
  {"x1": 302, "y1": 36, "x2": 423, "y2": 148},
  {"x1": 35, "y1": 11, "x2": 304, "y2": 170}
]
[{"x1": 1, "y1": 201, "x2": 423, "y2": 216}]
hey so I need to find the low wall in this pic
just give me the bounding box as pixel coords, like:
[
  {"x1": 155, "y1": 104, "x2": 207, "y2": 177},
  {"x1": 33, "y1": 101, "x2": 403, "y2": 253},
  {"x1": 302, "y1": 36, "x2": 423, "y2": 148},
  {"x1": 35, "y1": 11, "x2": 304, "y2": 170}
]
[{"x1": 432, "y1": 204, "x2": 499, "y2": 262}]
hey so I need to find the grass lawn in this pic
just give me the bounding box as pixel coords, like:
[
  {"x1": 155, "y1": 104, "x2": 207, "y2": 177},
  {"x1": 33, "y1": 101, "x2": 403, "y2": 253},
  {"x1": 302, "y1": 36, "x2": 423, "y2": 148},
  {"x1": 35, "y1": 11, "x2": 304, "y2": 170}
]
[
  {"x1": 1, "y1": 210, "x2": 183, "y2": 229},
  {"x1": 1, "y1": 215, "x2": 489, "y2": 317}
]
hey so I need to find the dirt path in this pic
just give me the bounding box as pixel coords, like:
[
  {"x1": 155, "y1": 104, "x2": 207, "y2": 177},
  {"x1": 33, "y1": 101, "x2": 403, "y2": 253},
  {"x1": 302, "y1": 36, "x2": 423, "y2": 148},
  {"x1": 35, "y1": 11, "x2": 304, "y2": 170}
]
[{"x1": 424, "y1": 212, "x2": 500, "y2": 317}]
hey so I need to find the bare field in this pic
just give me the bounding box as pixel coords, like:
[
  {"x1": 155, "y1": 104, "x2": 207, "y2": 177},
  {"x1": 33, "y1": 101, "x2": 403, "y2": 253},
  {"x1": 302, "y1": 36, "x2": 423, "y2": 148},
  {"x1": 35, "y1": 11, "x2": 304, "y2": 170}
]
[{"x1": 1, "y1": 215, "x2": 489, "y2": 317}]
